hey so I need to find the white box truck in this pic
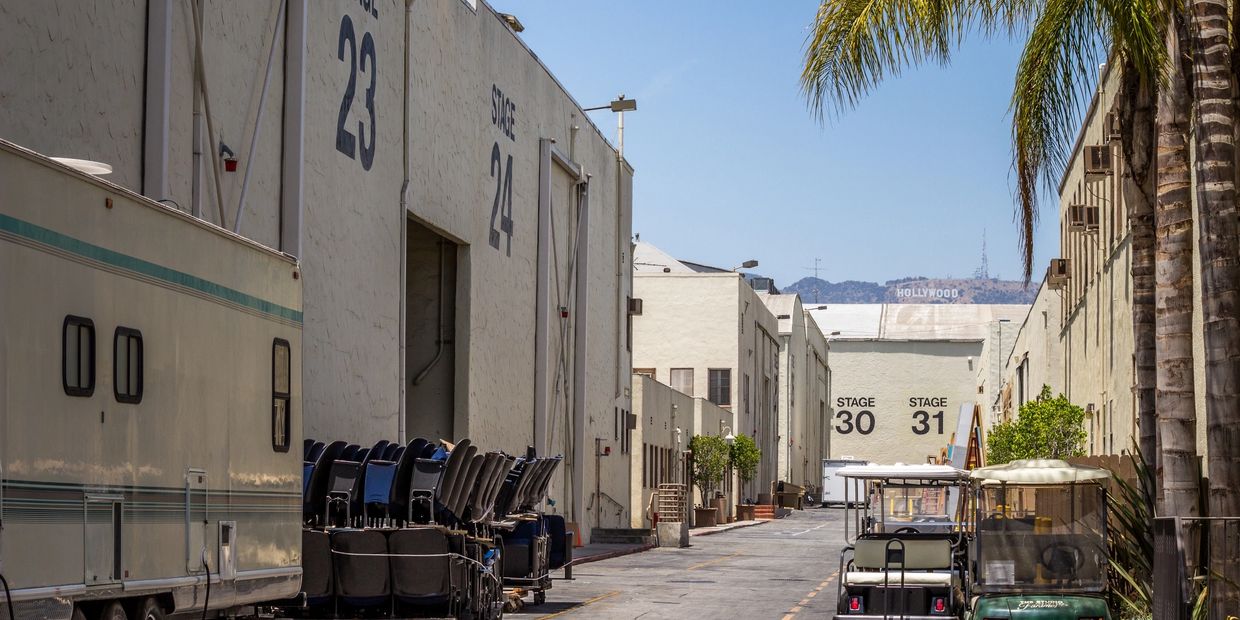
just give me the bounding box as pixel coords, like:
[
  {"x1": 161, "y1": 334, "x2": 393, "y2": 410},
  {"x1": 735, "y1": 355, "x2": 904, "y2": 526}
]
[{"x1": 820, "y1": 458, "x2": 869, "y2": 507}]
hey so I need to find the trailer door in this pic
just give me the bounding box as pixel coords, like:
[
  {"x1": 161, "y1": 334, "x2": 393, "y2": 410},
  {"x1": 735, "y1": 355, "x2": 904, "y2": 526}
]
[{"x1": 84, "y1": 494, "x2": 123, "y2": 584}]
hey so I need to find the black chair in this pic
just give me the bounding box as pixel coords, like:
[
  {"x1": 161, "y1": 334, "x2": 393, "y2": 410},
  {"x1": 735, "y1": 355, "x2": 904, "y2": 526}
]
[
  {"x1": 437, "y1": 440, "x2": 472, "y2": 516},
  {"x1": 408, "y1": 458, "x2": 446, "y2": 524},
  {"x1": 390, "y1": 527, "x2": 454, "y2": 615},
  {"x1": 307, "y1": 441, "x2": 326, "y2": 462},
  {"x1": 302, "y1": 529, "x2": 334, "y2": 609},
  {"x1": 325, "y1": 459, "x2": 362, "y2": 527},
  {"x1": 331, "y1": 529, "x2": 391, "y2": 613},
  {"x1": 304, "y1": 440, "x2": 347, "y2": 525}
]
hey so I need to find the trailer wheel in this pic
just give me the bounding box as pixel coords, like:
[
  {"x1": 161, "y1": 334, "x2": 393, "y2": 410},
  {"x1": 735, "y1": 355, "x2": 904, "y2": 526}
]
[
  {"x1": 71, "y1": 606, "x2": 88, "y2": 620},
  {"x1": 533, "y1": 591, "x2": 545, "y2": 605},
  {"x1": 97, "y1": 601, "x2": 127, "y2": 620},
  {"x1": 133, "y1": 598, "x2": 164, "y2": 620}
]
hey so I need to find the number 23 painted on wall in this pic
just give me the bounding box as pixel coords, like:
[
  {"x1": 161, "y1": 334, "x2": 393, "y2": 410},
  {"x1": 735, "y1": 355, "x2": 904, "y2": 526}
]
[{"x1": 336, "y1": 15, "x2": 376, "y2": 171}]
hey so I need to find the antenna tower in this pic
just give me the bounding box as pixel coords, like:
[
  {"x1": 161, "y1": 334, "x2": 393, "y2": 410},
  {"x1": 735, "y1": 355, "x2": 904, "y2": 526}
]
[
  {"x1": 975, "y1": 230, "x2": 990, "y2": 279},
  {"x1": 803, "y1": 257, "x2": 824, "y2": 303}
]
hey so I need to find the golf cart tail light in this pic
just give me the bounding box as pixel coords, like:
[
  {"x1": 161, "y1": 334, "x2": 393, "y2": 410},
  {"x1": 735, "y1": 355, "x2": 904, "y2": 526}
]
[
  {"x1": 932, "y1": 596, "x2": 947, "y2": 613},
  {"x1": 848, "y1": 596, "x2": 863, "y2": 613}
]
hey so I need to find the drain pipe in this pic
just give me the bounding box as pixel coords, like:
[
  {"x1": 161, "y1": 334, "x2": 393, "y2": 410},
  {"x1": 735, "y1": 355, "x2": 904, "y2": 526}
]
[
  {"x1": 143, "y1": 0, "x2": 172, "y2": 201},
  {"x1": 398, "y1": 0, "x2": 415, "y2": 443}
]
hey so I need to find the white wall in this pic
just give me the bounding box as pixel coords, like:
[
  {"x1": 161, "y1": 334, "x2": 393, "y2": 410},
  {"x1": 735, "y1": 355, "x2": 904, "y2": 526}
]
[
  {"x1": 0, "y1": 0, "x2": 637, "y2": 542},
  {"x1": 828, "y1": 339, "x2": 982, "y2": 464}
]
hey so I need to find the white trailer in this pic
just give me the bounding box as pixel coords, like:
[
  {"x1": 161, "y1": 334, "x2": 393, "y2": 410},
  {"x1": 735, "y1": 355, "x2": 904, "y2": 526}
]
[
  {"x1": 820, "y1": 458, "x2": 868, "y2": 507},
  {"x1": 0, "y1": 140, "x2": 302, "y2": 619}
]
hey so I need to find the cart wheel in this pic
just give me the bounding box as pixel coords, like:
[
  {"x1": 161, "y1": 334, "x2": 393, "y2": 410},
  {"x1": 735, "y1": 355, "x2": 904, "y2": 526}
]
[{"x1": 534, "y1": 591, "x2": 546, "y2": 605}]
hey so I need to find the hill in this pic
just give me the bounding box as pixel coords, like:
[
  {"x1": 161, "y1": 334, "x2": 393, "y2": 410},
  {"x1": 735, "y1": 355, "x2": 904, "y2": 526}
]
[{"x1": 782, "y1": 276, "x2": 1036, "y2": 305}]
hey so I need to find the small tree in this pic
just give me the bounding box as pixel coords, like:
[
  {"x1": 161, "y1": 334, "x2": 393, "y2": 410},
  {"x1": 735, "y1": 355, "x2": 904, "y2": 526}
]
[
  {"x1": 730, "y1": 434, "x2": 761, "y2": 486},
  {"x1": 688, "y1": 435, "x2": 729, "y2": 503},
  {"x1": 986, "y1": 385, "x2": 1087, "y2": 465}
]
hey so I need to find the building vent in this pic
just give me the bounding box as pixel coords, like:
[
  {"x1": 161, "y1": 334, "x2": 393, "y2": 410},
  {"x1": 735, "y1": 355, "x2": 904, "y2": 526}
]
[
  {"x1": 1068, "y1": 204, "x2": 1100, "y2": 233},
  {"x1": 628, "y1": 297, "x2": 643, "y2": 316},
  {"x1": 1084, "y1": 145, "x2": 1113, "y2": 177},
  {"x1": 1104, "y1": 111, "x2": 1123, "y2": 143},
  {"x1": 1047, "y1": 258, "x2": 1070, "y2": 289}
]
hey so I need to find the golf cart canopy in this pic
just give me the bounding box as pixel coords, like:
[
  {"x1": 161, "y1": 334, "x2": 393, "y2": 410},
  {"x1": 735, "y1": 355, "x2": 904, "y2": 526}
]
[
  {"x1": 838, "y1": 463, "x2": 970, "y2": 482},
  {"x1": 970, "y1": 459, "x2": 1111, "y2": 484}
]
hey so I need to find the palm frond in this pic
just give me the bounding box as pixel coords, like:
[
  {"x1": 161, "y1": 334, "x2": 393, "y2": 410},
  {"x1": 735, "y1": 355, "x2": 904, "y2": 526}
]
[
  {"x1": 1009, "y1": 0, "x2": 1108, "y2": 281},
  {"x1": 801, "y1": 0, "x2": 1038, "y2": 119}
]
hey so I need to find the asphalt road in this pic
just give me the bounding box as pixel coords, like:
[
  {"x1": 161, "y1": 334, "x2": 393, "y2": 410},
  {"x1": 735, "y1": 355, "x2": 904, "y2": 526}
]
[{"x1": 511, "y1": 507, "x2": 847, "y2": 620}]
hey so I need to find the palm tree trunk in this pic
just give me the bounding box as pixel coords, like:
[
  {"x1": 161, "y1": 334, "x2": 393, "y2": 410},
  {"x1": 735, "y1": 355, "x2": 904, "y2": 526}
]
[
  {"x1": 1119, "y1": 64, "x2": 1158, "y2": 476},
  {"x1": 1188, "y1": 0, "x2": 1240, "y2": 608},
  {"x1": 1155, "y1": 11, "x2": 1201, "y2": 524}
]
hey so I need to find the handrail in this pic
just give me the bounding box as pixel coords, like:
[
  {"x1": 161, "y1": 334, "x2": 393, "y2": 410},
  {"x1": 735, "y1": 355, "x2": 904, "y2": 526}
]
[{"x1": 882, "y1": 538, "x2": 907, "y2": 620}]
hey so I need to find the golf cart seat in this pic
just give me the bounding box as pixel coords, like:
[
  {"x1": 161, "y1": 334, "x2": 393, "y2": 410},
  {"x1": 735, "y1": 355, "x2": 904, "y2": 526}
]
[{"x1": 843, "y1": 538, "x2": 957, "y2": 587}]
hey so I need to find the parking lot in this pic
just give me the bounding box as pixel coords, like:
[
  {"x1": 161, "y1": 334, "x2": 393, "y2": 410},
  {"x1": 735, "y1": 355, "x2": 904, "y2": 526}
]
[{"x1": 510, "y1": 508, "x2": 846, "y2": 619}]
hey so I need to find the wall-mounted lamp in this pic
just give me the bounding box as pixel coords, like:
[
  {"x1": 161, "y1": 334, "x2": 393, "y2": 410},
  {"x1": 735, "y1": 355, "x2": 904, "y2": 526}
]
[{"x1": 584, "y1": 95, "x2": 638, "y2": 159}]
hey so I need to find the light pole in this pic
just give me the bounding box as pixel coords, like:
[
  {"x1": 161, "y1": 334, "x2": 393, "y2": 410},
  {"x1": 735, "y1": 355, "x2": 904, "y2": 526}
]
[
  {"x1": 731, "y1": 259, "x2": 759, "y2": 272},
  {"x1": 583, "y1": 95, "x2": 637, "y2": 160}
]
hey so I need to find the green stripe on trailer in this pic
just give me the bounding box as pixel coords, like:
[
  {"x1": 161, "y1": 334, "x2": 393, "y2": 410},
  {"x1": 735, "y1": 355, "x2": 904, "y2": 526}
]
[{"x1": 0, "y1": 213, "x2": 303, "y2": 324}]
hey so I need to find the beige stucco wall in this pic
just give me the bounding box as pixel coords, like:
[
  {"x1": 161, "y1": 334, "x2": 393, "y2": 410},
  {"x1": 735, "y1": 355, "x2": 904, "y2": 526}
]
[
  {"x1": 1000, "y1": 283, "x2": 1065, "y2": 424},
  {"x1": 757, "y1": 294, "x2": 830, "y2": 491},
  {"x1": 0, "y1": 1, "x2": 636, "y2": 542},
  {"x1": 630, "y1": 375, "x2": 693, "y2": 527},
  {"x1": 1002, "y1": 61, "x2": 1211, "y2": 460},
  {"x1": 827, "y1": 339, "x2": 982, "y2": 463},
  {"x1": 631, "y1": 273, "x2": 782, "y2": 498},
  {"x1": 802, "y1": 312, "x2": 830, "y2": 490}
]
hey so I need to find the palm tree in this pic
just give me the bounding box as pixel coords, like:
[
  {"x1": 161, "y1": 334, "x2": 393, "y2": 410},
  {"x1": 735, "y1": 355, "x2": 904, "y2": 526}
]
[
  {"x1": 801, "y1": 0, "x2": 1168, "y2": 482},
  {"x1": 1117, "y1": 65, "x2": 1157, "y2": 479},
  {"x1": 1186, "y1": 0, "x2": 1240, "y2": 606},
  {"x1": 1152, "y1": 9, "x2": 1200, "y2": 522}
]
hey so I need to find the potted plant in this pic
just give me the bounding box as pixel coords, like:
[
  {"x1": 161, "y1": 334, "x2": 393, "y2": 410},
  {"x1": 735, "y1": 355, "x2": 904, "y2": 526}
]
[
  {"x1": 730, "y1": 434, "x2": 761, "y2": 521},
  {"x1": 688, "y1": 434, "x2": 728, "y2": 527}
]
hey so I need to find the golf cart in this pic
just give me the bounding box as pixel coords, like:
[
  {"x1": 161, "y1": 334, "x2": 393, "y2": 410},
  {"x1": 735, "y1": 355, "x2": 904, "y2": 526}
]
[
  {"x1": 967, "y1": 459, "x2": 1112, "y2": 619},
  {"x1": 833, "y1": 463, "x2": 972, "y2": 619}
]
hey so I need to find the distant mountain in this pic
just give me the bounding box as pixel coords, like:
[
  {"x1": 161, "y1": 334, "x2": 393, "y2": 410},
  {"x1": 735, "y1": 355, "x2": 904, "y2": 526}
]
[{"x1": 782, "y1": 276, "x2": 1036, "y2": 305}]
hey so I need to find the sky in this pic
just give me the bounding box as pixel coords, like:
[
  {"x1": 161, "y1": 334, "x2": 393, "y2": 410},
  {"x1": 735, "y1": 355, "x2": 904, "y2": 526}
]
[{"x1": 488, "y1": 0, "x2": 1061, "y2": 286}]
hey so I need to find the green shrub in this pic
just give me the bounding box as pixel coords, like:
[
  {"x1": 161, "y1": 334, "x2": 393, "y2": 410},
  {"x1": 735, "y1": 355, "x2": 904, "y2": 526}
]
[{"x1": 986, "y1": 385, "x2": 1087, "y2": 464}]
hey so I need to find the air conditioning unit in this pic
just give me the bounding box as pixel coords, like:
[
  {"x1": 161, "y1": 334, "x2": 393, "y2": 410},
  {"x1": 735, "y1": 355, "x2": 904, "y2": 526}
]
[
  {"x1": 1068, "y1": 204, "x2": 1100, "y2": 233},
  {"x1": 1084, "y1": 145, "x2": 1113, "y2": 177},
  {"x1": 627, "y1": 297, "x2": 643, "y2": 316},
  {"x1": 1047, "y1": 258, "x2": 1070, "y2": 289},
  {"x1": 1084, "y1": 205, "x2": 1100, "y2": 231},
  {"x1": 1104, "y1": 111, "x2": 1123, "y2": 143}
]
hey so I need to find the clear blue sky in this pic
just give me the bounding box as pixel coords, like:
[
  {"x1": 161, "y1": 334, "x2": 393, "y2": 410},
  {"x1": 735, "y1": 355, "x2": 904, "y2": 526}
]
[{"x1": 489, "y1": 0, "x2": 1060, "y2": 285}]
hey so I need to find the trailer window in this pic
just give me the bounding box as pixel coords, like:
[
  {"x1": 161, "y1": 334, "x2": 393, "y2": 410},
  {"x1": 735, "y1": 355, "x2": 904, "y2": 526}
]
[
  {"x1": 113, "y1": 327, "x2": 143, "y2": 403},
  {"x1": 272, "y1": 339, "x2": 291, "y2": 452},
  {"x1": 63, "y1": 315, "x2": 95, "y2": 396}
]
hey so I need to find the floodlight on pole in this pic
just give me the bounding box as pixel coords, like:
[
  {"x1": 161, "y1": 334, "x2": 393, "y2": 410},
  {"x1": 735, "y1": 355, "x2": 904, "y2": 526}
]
[
  {"x1": 583, "y1": 95, "x2": 637, "y2": 159},
  {"x1": 732, "y1": 259, "x2": 759, "y2": 271}
]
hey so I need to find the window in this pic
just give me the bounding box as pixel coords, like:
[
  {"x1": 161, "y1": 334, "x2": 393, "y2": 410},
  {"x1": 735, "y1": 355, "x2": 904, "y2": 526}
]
[
  {"x1": 63, "y1": 315, "x2": 95, "y2": 396},
  {"x1": 708, "y1": 369, "x2": 731, "y2": 406},
  {"x1": 272, "y1": 339, "x2": 292, "y2": 452},
  {"x1": 113, "y1": 327, "x2": 143, "y2": 403},
  {"x1": 670, "y1": 368, "x2": 693, "y2": 396}
]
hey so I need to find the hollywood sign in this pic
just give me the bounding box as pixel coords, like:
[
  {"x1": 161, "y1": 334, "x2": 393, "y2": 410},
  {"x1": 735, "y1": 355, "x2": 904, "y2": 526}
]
[{"x1": 895, "y1": 287, "x2": 961, "y2": 299}]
